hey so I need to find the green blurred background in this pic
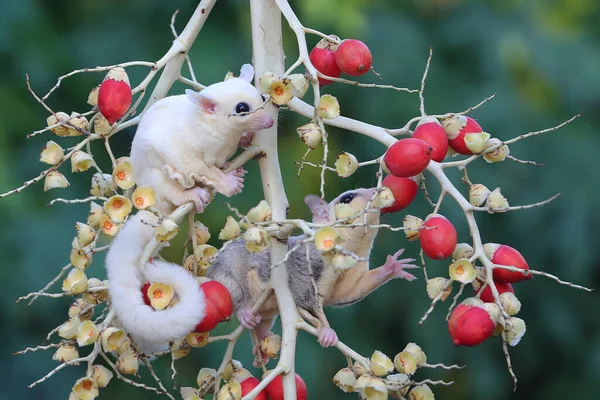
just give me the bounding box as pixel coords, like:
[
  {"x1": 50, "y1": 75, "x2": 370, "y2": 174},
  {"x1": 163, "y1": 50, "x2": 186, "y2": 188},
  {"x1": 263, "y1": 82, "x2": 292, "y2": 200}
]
[{"x1": 1, "y1": 0, "x2": 599, "y2": 399}]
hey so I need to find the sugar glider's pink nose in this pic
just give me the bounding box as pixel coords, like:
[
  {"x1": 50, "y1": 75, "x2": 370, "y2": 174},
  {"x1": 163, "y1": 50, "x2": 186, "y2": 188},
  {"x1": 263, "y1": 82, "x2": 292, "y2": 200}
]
[
  {"x1": 263, "y1": 114, "x2": 274, "y2": 128},
  {"x1": 256, "y1": 112, "x2": 274, "y2": 129}
]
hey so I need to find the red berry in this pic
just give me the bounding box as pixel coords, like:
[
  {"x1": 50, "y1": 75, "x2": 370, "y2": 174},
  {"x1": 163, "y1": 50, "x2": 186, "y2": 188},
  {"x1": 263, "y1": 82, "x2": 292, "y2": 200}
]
[
  {"x1": 309, "y1": 47, "x2": 342, "y2": 86},
  {"x1": 448, "y1": 305, "x2": 495, "y2": 346},
  {"x1": 334, "y1": 39, "x2": 372, "y2": 76},
  {"x1": 381, "y1": 175, "x2": 418, "y2": 214},
  {"x1": 194, "y1": 280, "x2": 233, "y2": 333},
  {"x1": 384, "y1": 138, "x2": 432, "y2": 177},
  {"x1": 475, "y1": 280, "x2": 514, "y2": 303},
  {"x1": 419, "y1": 215, "x2": 457, "y2": 260},
  {"x1": 484, "y1": 244, "x2": 532, "y2": 283},
  {"x1": 141, "y1": 283, "x2": 151, "y2": 306},
  {"x1": 240, "y1": 377, "x2": 267, "y2": 400},
  {"x1": 412, "y1": 117, "x2": 449, "y2": 162},
  {"x1": 265, "y1": 373, "x2": 307, "y2": 400},
  {"x1": 441, "y1": 115, "x2": 483, "y2": 155},
  {"x1": 98, "y1": 68, "x2": 132, "y2": 124}
]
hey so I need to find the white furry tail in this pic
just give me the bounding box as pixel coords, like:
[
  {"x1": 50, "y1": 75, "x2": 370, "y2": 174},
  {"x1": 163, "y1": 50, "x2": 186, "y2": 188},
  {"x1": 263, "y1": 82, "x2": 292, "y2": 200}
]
[{"x1": 105, "y1": 210, "x2": 206, "y2": 354}]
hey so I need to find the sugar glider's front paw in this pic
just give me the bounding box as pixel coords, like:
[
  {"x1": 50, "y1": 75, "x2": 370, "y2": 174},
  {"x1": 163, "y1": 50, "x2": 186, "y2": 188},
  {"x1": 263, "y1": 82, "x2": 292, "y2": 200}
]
[
  {"x1": 317, "y1": 327, "x2": 338, "y2": 348},
  {"x1": 383, "y1": 248, "x2": 418, "y2": 281},
  {"x1": 236, "y1": 307, "x2": 262, "y2": 329},
  {"x1": 185, "y1": 186, "x2": 211, "y2": 213},
  {"x1": 220, "y1": 171, "x2": 244, "y2": 197}
]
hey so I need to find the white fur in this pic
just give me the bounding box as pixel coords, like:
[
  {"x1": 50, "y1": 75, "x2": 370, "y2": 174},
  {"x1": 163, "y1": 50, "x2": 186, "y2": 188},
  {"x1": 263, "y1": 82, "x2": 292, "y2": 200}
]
[
  {"x1": 130, "y1": 64, "x2": 273, "y2": 214},
  {"x1": 105, "y1": 211, "x2": 206, "y2": 354}
]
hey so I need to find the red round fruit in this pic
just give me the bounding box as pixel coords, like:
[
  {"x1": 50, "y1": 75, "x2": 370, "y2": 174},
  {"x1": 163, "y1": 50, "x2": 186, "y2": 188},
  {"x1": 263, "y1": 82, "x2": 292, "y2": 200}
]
[
  {"x1": 98, "y1": 79, "x2": 132, "y2": 124},
  {"x1": 442, "y1": 115, "x2": 483, "y2": 155},
  {"x1": 384, "y1": 138, "x2": 432, "y2": 177},
  {"x1": 448, "y1": 305, "x2": 495, "y2": 346},
  {"x1": 486, "y1": 244, "x2": 532, "y2": 283},
  {"x1": 265, "y1": 373, "x2": 307, "y2": 400},
  {"x1": 419, "y1": 215, "x2": 457, "y2": 260},
  {"x1": 334, "y1": 39, "x2": 372, "y2": 76},
  {"x1": 141, "y1": 283, "x2": 151, "y2": 306},
  {"x1": 412, "y1": 118, "x2": 449, "y2": 162},
  {"x1": 240, "y1": 377, "x2": 268, "y2": 400},
  {"x1": 309, "y1": 47, "x2": 342, "y2": 86},
  {"x1": 194, "y1": 280, "x2": 233, "y2": 333},
  {"x1": 381, "y1": 175, "x2": 418, "y2": 214},
  {"x1": 476, "y1": 280, "x2": 514, "y2": 303}
]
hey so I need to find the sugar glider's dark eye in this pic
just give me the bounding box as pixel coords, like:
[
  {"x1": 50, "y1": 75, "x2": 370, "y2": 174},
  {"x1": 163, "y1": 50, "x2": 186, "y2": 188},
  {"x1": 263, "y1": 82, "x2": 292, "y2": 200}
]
[
  {"x1": 235, "y1": 102, "x2": 251, "y2": 114},
  {"x1": 339, "y1": 192, "x2": 356, "y2": 204},
  {"x1": 261, "y1": 94, "x2": 266, "y2": 102}
]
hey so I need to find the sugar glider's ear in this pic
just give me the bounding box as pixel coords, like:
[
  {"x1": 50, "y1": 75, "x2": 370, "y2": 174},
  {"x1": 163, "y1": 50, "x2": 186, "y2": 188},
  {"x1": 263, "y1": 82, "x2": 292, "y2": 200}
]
[
  {"x1": 305, "y1": 194, "x2": 331, "y2": 223},
  {"x1": 239, "y1": 64, "x2": 254, "y2": 83},
  {"x1": 185, "y1": 89, "x2": 217, "y2": 114}
]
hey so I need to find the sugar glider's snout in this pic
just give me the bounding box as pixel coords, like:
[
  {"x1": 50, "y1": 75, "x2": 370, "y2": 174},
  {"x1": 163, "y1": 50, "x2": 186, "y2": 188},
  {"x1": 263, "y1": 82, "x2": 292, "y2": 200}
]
[{"x1": 252, "y1": 109, "x2": 275, "y2": 130}]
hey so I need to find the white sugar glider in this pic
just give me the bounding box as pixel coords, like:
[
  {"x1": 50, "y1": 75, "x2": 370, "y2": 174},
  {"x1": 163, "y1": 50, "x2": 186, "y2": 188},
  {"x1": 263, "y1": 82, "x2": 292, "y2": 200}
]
[
  {"x1": 130, "y1": 64, "x2": 274, "y2": 215},
  {"x1": 105, "y1": 210, "x2": 207, "y2": 354},
  {"x1": 207, "y1": 188, "x2": 419, "y2": 354}
]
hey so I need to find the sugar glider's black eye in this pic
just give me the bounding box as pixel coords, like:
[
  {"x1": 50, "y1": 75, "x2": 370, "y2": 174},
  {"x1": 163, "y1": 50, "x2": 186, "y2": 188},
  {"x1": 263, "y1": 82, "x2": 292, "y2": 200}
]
[
  {"x1": 235, "y1": 102, "x2": 251, "y2": 114},
  {"x1": 261, "y1": 94, "x2": 266, "y2": 102},
  {"x1": 339, "y1": 192, "x2": 356, "y2": 204}
]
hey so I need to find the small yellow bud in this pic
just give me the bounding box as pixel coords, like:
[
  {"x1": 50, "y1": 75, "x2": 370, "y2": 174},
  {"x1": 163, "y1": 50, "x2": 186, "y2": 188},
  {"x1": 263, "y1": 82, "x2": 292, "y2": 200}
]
[
  {"x1": 186, "y1": 331, "x2": 209, "y2": 348},
  {"x1": 449, "y1": 259, "x2": 476, "y2": 284},
  {"x1": 426, "y1": 277, "x2": 452, "y2": 301},
  {"x1": 116, "y1": 349, "x2": 139, "y2": 375},
  {"x1": 353, "y1": 360, "x2": 368, "y2": 376},
  {"x1": 334, "y1": 152, "x2": 358, "y2": 178},
  {"x1": 197, "y1": 367, "x2": 218, "y2": 391},
  {"x1": 87, "y1": 85, "x2": 99, "y2": 107},
  {"x1": 297, "y1": 122, "x2": 322, "y2": 149},
  {"x1": 101, "y1": 327, "x2": 127, "y2": 353},
  {"x1": 370, "y1": 350, "x2": 394, "y2": 376},
  {"x1": 269, "y1": 79, "x2": 294, "y2": 105},
  {"x1": 112, "y1": 157, "x2": 135, "y2": 189},
  {"x1": 288, "y1": 73, "x2": 309, "y2": 98},
  {"x1": 131, "y1": 186, "x2": 156, "y2": 210},
  {"x1": 317, "y1": 94, "x2": 340, "y2": 119},
  {"x1": 147, "y1": 283, "x2": 175, "y2": 310},
  {"x1": 469, "y1": 184, "x2": 491, "y2": 207},
  {"x1": 69, "y1": 299, "x2": 93, "y2": 320},
  {"x1": 504, "y1": 317, "x2": 526, "y2": 346},
  {"x1": 194, "y1": 244, "x2": 218, "y2": 270},
  {"x1": 334, "y1": 203, "x2": 359, "y2": 222},
  {"x1": 99, "y1": 213, "x2": 121, "y2": 236},
  {"x1": 72, "y1": 377, "x2": 99, "y2": 400},
  {"x1": 52, "y1": 343, "x2": 80, "y2": 363},
  {"x1": 219, "y1": 216, "x2": 241, "y2": 240},
  {"x1": 355, "y1": 375, "x2": 388, "y2": 400},
  {"x1": 90, "y1": 173, "x2": 117, "y2": 197},
  {"x1": 247, "y1": 200, "x2": 272, "y2": 222},
  {"x1": 243, "y1": 226, "x2": 271, "y2": 253},
  {"x1": 194, "y1": 221, "x2": 211, "y2": 245},
  {"x1": 259, "y1": 334, "x2": 282, "y2": 359},
  {"x1": 67, "y1": 113, "x2": 88, "y2": 136},
  {"x1": 155, "y1": 218, "x2": 179, "y2": 242},
  {"x1": 58, "y1": 318, "x2": 81, "y2": 340},
  {"x1": 483, "y1": 138, "x2": 510, "y2": 163},
  {"x1": 332, "y1": 367, "x2": 356, "y2": 393},
  {"x1": 486, "y1": 187, "x2": 509, "y2": 212},
  {"x1": 114, "y1": 337, "x2": 132, "y2": 356},
  {"x1": 222, "y1": 360, "x2": 244, "y2": 382},
  {"x1": 86, "y1": 202, "x2": 103, "y2": 228},
  {"x1": 403, "y1": 343, "x2": 427, "y2": 366},
  {"x1": 259, "y1": 72, "x2": 278, "y2": 94},
  {"x1": 44, "y1": 170, "x2": 70, "y2": 191},
  {"x1": 408, "y1": 384, "x2": 435, "y2": 400},
  {"x1": 76, "y1": 320, "x2": 99, "y2": 347},
  {"x1": 499, "y1": 292, "x2": 521, "y2": 316},
  {"x1": 464, "y1": 131, "x2": 491, "y2": 154},
  {"x1": 91, "y1": 365, "x2": 113, "y2": 388},
  {"x1": 231, "y1": 368, "x2": 252, "y2": 383},
  {"x1": 452, "y1": 243, "x2": 473, "y2": 261},
  {"x1": 104, "y1": 195, "x2": 132, "y2": 223},
  {"x1": 184, "y1": 254, "x2": 199, "y2": 276},
  {"x1": 314, "y1": 227, "x2": 341, "y2": 252},
  {"x1": 40, "y1": 141, "x2": 64, "y2": 165},
  {"x1": 387, "y1": 373, "x2": 410, "y2": 398},
  {"x1": 371, "y1": 187, "x2": 395, "y2": 209},
  {"x1": 75, "y1": 222, "x2": 96, "y2": 248},
  {"x1": 170, "y1": 338, "x2": 191, "y2": 360},
  {"x1": 46, "y1": 112, "x2": 70, "y2": 136},
  {"x1": 394, "y1": 351, "x2": 418, "y2": 375},
  {"x1": 62, "y1": 268, "x2": 88, "y2": 294},
  {"x1": 403, "y1": 215, "x2": 423, "y2": 241},
  {"x1": 70, "y1": 247, "x2": 93, "y2": 271},
  {"x1": 216, "y1": 380, "x2": 242, "y2": 400},
  {"x1": 93, "y1": 114, "x2": 112, "y2": 136}
]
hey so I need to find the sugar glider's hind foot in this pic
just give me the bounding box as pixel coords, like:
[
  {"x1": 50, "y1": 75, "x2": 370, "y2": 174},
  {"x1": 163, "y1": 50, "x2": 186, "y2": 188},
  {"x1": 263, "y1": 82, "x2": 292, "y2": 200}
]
[
  {"x1": 221, "y1": 170, "x2": 244, "y2": 197},
  {"x1": 185, "y1": 186, "x2": 211, "y2": 213},
  {"x1": 236, "y1": 306, "x2": 262, "y2": 329},
  {"x1": 317, "y1": 327, "x2": 338, "y2": 348}
]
